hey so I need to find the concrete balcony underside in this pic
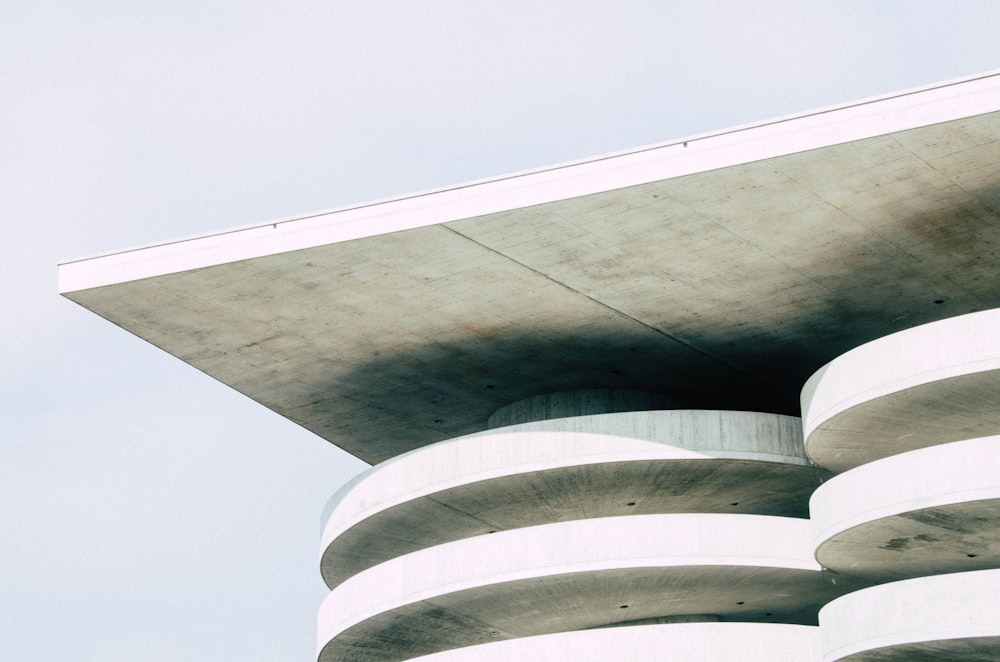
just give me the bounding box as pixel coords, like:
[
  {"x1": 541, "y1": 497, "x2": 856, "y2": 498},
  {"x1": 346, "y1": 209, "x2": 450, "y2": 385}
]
[
  {"x1": 321, "y1": 457, "x2": 821, "y2": 588},
  {"x1": 804, "y1": 370, "x2": 1000, "y2": 473},
  {"x1": 318, "y1": 514, "x2": 851, "y2": 662},
  {"x1": 405, "y1": 623, "x2": 821, "y2": 662},
  {"x1": 812, "y1": 437, "x2": 1000, "y2": 582},
  {"x1": 320, "y1": 410, "x2": 821, "y2": 588},
  {"x1": 802, "y1": 309, "x2": 1000, "y2": 473},
  {"x1": 806, "y1": 313, "x2": 1000, "y2": 660}
]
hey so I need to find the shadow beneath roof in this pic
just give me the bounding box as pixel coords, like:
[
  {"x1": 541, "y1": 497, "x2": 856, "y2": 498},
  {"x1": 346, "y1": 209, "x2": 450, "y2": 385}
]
[{"x1": 311, "y1": 180, "x2": 1000, "y2": 463}]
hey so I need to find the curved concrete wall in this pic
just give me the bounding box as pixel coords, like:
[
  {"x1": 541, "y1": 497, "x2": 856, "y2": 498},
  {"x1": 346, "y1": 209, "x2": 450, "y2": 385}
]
[
  {"x1": 486, "y1": 389, "x2": 684, "y2": 427},
  {"x1": 317, "y1": 514, "x2": 847, "y2": 662},
  {"x1": 802, "y1": 308, "x2": 1000, "y2": 472},
  {"x1": 801, "y1": 311, "x2": 1000, "y2": 661},
  {"x1": 406, "y1": 623, "x2": 821, "y2": 662},
  {"x1": 322, "y1": 409, "x2": 808, "y2": 524},
  {"x1": 819, "y1": 569, "x2": 1000, "y2": 661},
  {"x1": 812, "y1": 436, "x2": 1000, "y2": 581},
  {"x1": 320, "y1": 410, "x2": 820, "y2": 587}
]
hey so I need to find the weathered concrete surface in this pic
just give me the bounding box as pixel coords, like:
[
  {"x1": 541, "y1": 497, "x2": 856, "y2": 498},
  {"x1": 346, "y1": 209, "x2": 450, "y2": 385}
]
[
  {"x1": 819, "y1": 569, "x2": 1000, "y2": 661},
  {"x1": 60, "y1": 73, "x2": 1000, "y2": 463},
  {"x1": 405, "y1": 622, "x2": 820, "y2": 661},
  {"x1": 317, "y1": 514, "x2": 860, "y2": 661},
  {"x1": 803, "y1": 309, "x2": 1000, "y2": 472},
  {"x1": 811, "y1": 436, "x2": 1000, "y2": 582},
  {"x1": 320, "y1": 410, "x2": 826, "y2": 587}
]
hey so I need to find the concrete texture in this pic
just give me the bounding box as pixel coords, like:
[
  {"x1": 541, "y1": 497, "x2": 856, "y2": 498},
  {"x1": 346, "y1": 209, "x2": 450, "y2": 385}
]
[
  {"x1": 59, "y1": 72, "x2": 1000, "y2": 463},
  {"x1": 319, "y1": 409, "x2": 824, "y2": 587},
  {"x1": 803, "y1": 309, "x2": 1000, "y2": 472},
  {"x1": 404, "y1": 623, "x2": 821, "y2": 661},
  {"x1": 485, "y1": 389, "x2": 683, "y2": 427},
  {"x1": 56, "y1": 73, "x2": 1000, "y2": 661},
  {"x1": 812, "y1": 436, "x2": 1000, "y2": 582},
  {"x1": 819, "y1": 569, "x2": 1000, "y2": 661},
  {"x1": 317, "y1": 514, "x2": 856, "y2": 661}
]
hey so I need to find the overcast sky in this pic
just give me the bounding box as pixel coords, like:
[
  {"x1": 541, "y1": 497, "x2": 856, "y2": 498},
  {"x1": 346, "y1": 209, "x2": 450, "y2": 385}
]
[{"x1": 3, "y1": 2, "x2": 1000, "y2": 660}]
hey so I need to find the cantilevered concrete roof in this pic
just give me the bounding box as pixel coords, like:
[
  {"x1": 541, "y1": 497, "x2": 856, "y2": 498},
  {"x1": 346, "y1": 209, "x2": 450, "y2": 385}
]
[{"x1": 60, "y1": 72, "x2": 1000, "y2": 464}]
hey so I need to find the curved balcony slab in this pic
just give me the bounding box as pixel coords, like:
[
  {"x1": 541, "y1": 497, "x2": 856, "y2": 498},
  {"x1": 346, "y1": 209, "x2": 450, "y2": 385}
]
[
  {"x1": 318, "y1": 514, "x2": 855, "y2": 662},
  {"x1": 321, "y1": 410, "x2": 821, "y2": 587},
  {"x1": 406, "y1": 622, "x2": 820, "y2": 662},
  {"x1": 820, "y1": 569, "x2": 1000, "y2": 661},
  {"x1": 812, "y1": 436, "x2": 1000, "y2": 582},
  {"x1": 801, "y1": 309, "x2": 1000, "y2": 472}
]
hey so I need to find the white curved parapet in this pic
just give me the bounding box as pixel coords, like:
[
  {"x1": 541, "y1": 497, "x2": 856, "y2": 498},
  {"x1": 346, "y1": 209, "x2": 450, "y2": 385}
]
[
  {"x1": 406, "y1": 622, "x2": 820, "y2": 662},
  {"x1": 801, "y1": 308, "x2": 1000, "y2": 472},
  {"x1": 317, "y1": 514, "x2": 853, "y2": 661},
  {"x1": 320, "y1": 410, "x2": 820, "y2": 587},
  {"x1": 819, "y1": 569, "x2": 1000, "y2": 661},
  {"x1": 811, "y1": 436, "x2": 1000, "y2": 582}
]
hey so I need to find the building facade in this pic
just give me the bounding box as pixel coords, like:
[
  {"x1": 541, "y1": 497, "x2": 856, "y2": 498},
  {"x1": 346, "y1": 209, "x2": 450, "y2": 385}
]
[{"x1": 61, "y1": 72, "x2": 1000, "y2": 660}]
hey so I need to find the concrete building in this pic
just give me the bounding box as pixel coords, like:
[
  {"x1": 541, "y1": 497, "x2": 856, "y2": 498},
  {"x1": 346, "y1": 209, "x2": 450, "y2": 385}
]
[{"x1": 60, "y1": 71, "x2": 1000, "y2": 660}]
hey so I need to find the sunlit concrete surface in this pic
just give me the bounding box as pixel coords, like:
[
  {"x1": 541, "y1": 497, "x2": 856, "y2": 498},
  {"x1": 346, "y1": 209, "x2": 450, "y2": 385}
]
[
  {"x1": 812, "y1": 436, "x2": 1000, "y2": 582},
  {"x1": 819, "y1": 569, "x2": 1000, "y2": 661},
  {"x1": 320, "y1": 409, "x2": 823, "y2": 587},
  {"x1": 405, "y1": 622, "x2": 821, "y2": 662},
  {"x1": 60, "y1": 72, "x2": 1000, "y2": 464},
  {"x1": 802, "y1": 309, "x2": 1000, "y2": 472},
  {"x1": 317, "y1": 514, "x2": 853, "y2": 661}
]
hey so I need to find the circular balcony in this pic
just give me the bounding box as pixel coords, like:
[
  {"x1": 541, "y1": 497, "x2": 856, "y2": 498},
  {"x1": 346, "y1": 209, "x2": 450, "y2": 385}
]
[
  {"x1": 317, "y1": 514, "x2": 855, "y2": 661},
  {"x1": 320, "y1": 410, "x2": 823, "y2": 588},
  {"x1": 801, "y1": 309, "x2": 1000, "y2": 472},
  {"x1": 819, "y1": 569, "x2": 1000, "y2": 660},
  {"x1": 811, "y1": 436, "x2": 1000, "y2": 582}
]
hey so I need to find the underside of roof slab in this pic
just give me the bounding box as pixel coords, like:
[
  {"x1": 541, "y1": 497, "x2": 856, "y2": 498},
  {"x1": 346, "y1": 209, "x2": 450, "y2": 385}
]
[{"x1": 60, "y1": 72, "x2": 1000, "y2": 463}]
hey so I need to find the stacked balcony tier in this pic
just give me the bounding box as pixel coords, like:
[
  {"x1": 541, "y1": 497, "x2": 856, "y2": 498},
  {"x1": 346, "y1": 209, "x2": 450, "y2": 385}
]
[
  {"x1": 319, "y1": 310, "x2": 1000, "y2": 660},
  {"x1": 318, "y1": 406, "x2": 841, "y2": 660},
  {"x1": 802, "y1": 309, "x2": 1000, "y2": 473},
  {"x1": 804, "y1": 309, "x2": 1000, "y2": 660},
  {"x1": 820, "y1": 570, "x2": 1000, "y2": 661},
  {"x1": 320, "y1": 408, "x2": 826, "y2": 588}
]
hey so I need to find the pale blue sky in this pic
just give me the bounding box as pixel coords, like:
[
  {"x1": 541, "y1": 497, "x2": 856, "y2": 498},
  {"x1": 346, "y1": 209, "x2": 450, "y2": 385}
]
[{"x1": 3, "y1": 2, "x2": 999, "y2": 660}]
